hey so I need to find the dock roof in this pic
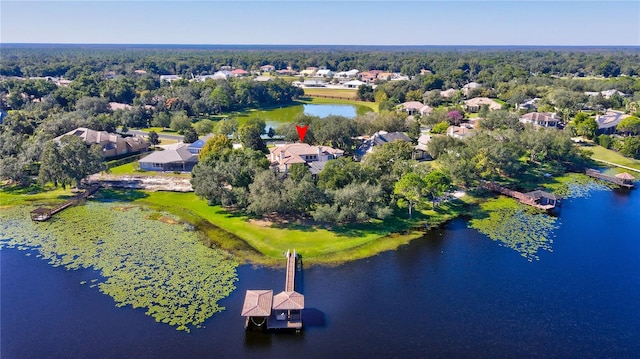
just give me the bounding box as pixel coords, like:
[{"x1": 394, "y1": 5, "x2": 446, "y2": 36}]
[
  {"x1": 272, "y1": 291, "x2": 304, "y2": 310},
  {"x1": 241, "y1": 290, "x2": 273, "y2": 317}
]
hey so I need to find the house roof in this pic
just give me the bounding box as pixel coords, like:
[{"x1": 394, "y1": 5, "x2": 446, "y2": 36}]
[
  {"x1": 270, "y1": 143, "x2": 343, "y2": 161},
  {"x1": 272, "y1": 291, "x2": 304, "y2": 310},
  {"x1": 139, "y1": 143, "x2": 198, "y2": 164},
  {"x1": 520, "y1": 112, "x2": 559, "y2": 123},
  {"x1": 464, "y1": 97, "x2": 502, "y2": 110},
  {"x1": 343, "y1": 79, "x2": 365, "y2": 86},
  {"x1": 401, "y1": 101, "x2": 425, "y2": 111},
  {"x1": 595, "y1": 110, "x2": 628, "y2": 129},
  {"x1": 463, "y1": 82, "x2": 482, "y2": 89},
  {"x1": 55, "y1": 127, "x2": 120, "y2": 145},
  {"x1": 254, "y1": 76, "x2": 272, "y2": 82},
  {"x1": 440, "y1": 88, "x2": 458, "y2": 98},
  {"x1": 373, "y1": 131, "x2": 412, "y2": 146},
  {"x1": 231, "y1": 69, "x2": 248, "y2": 75},
  {"x1": 241, "y1": 290, "x2": 273, "y2": 317}
]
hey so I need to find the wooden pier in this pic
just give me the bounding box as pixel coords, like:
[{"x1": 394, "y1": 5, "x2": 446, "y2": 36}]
[
  {"x1": 483, "y1": 182, "x2": 559, "y2": 210},
  {"x1": 242, "y1": 250, "x2": 304, "y2": 331},
  {"x1": 30, "y1": 185, "x2": 100, "y2": 221},
  {"x1": 585, "y1": 169, "x2": 635, "y2": 189}
]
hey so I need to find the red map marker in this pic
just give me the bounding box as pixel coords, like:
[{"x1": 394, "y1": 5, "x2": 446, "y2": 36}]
[{"x1": 296, "y1": 125, "x2": 309, "y2": 142}]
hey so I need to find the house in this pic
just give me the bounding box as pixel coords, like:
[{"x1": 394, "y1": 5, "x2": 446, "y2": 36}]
[
  {"x1": 315, "y1": 69, "x2": 333, "y2": 78},
  {"x1": 159, "y1": 75, "x2": 181, "y2": 83},
  {"x1": 585, "y1": 89, "x2": 627, "y2": 99},
  {"x1": 231, "y1": 69, "x2": 249, "y2": 77},
  {"x1": 355, "y1": 131, "x2": 412, "y2": 160},
  {"x1": 186, "y1": 139, "x2": 208, "y2": 154},
  {"x1": 276, "y1": 68, "x2": 298, "y2": 76},
  {"x1": 335, "y1": 69, "x2": 359, "y2": 79},
  {"x1": 134, "y1": 69, "x2": 147, "y2": 75},
  {"x1": 377, "y1": 72, "x2": 393, "y2": 81},
  {"x1": 463, "y1": 97, "x2": 502, "y2": 112},
  {"x1": 300, "y1": 67, "x2": 318, "y2": 77},
  {"x1": 302, "y1": 80, "x2": 326, "y2": 87},
  {"x1": 595, "y1": 109, "x2": 629, "y2": 135},
  {"x1": 260, "y1": 65, "x2": 275, "y2": 72},
  {"x1": 413, "y1": 134, "x2": 433, "y2": 160},
  {"x1": 269, "y1": 143, "x2": 344, "y2": 175},
  {"x1": 211, "y1": 71, "x2": 231, "y2": 80},
  {"x1": 109, "y1": 102, "x2": 132, "y2": 111},
  {"x1": 419, "y1": 105, "x2": 433, "y2": 116},
  {"x1": 517, "y1": 98, "x2": 541, "y2": 111},
  {"x1": 138, "y1": 143, "x2": 198, "y2": 172},
  {"x1": 447, "y1": 125, "x2": 476, "y2": 140},
  {"x1": 253, "y1": 76, "x2": 273, "y2": 82},
  {"x1": 401, "y1": 101, "x2": 426, "y2": 115},
  {"x1": 343, "y1": 79, "x2": 365, "y2": 89},
  {"x1": 462, "y1": 82, "x2": 482, "y2": 96},
  {"x1": 390, "y1": 74, "x2": 410, "y2": 81},
  {"x1": 440, "y1": 88, "x2": 458, "y2": 99},
  {"x1": 519, "y1": 112, "x2": 561, "y2": 128},
  {"x1": 54, "y1": 127, "x2": 149, "y2": 159}
]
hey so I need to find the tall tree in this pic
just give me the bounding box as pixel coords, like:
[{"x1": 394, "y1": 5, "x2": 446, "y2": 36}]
[{"x1": 394, "y1": 172, "x2": 425, "y2": 219}]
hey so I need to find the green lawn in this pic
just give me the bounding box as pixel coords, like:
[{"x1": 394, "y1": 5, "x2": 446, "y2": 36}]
[{"x1": 579, "y1": 143, "x2": 640, "y2": 171}]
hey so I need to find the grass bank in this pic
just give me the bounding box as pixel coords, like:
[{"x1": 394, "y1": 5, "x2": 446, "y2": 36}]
[
  {"x1": 579, "y1": 143, "x2": 640, "y2": 172},
  {"x1": 131, "y1": 191, "x2": 470, "y2": 266}
]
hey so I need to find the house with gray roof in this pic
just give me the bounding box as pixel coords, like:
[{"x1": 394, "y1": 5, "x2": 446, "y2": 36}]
[
  {"x1": 595, "y1": 109, "x2": 629, "y2": 135},
  {"x1": 54, "y1": 127, "x2": 149, "y2": 159},
  {"x1": 138, "y1": 143, "x2": 199, "y2": 172},
  {"x1": 355, "y1": 131, "x2": 412, "y2": 160}
]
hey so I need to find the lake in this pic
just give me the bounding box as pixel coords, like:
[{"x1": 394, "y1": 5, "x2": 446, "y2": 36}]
[
  {"x1": 239, "y1": 103, "x2": 373, "y2": 131},
  {"x1": 2, "y1": 188, "x2": 639, "y2": 358}
]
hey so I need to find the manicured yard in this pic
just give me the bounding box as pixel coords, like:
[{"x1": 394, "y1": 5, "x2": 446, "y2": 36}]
[
  {"x1": 303, "y1": 87, "x2": 358, "y2": 99},
  {"x1": 579, "y1": 143, "x2": 640, "y2": 171}
]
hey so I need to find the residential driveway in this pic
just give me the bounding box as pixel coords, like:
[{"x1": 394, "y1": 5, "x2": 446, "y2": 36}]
[{"x1": 86, "y1": 174, "x2": 193, "y2": 192}]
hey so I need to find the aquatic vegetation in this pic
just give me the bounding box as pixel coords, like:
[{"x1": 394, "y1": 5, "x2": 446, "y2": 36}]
[
  {"x1": 469, "y1": 197, "x2": 558, "y2": 261},
  {"x1": 0, "y1": 203, "x2": 238, "y2": 332},
  {"x1": 552, "y1": 174, "x2": 611, "y2": 198}
]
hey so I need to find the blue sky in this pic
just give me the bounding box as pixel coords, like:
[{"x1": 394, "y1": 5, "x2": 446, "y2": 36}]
[{"x1": 1, "y1": 1, "x2": 639, "y2": 45}]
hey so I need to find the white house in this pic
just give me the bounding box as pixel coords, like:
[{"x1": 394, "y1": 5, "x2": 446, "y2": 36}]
[
  {"x1": 315, "y1": 69, "x2": 334, "y2": 78},
  {"x1": 519, "y1": 112, "x2": 560, "y2": 128},
  {"x1": 160, "y1": 75, "x2": 181, "y2": 83},
  {"x1": 343, "y1": 79, "x2": 365, "y2": 88}
]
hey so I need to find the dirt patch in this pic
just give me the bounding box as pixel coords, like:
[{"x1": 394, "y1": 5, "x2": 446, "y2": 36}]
[
  {"x1": 157, "y1": 216, "x2": 180, "y2": 224},
  {"x1": 248, "y1": 219, "x2": 273, "y2": 227},
  {"x1": 113, "y1": 206, "x2": 136, "y2": 212}
]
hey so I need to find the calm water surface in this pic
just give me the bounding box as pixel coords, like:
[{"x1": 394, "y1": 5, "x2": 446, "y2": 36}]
[
  {"x1": 2, "y1": 189, "x2": 639, "y2": 358},
  {"x1": 242, "y1": 103, "x2": 372, "y2": 131}
]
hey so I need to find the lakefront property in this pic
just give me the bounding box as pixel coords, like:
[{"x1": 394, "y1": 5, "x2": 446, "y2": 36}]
[{"x1": 1, "y1": 42, "x2": 640, "y2": 358}]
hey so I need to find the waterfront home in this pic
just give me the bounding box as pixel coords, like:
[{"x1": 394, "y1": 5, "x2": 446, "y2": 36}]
[
  {"x1": 54, "y1": 127, "x2": 149, "y2": 159},
  {"x1": 269, "y1": 143, "x2": 344, "y2": 175},
  {"x1": 463, "y1": 97, "x2": 502, "y2": 112},
  {"x1": 138, "y1": 143, "x2": 198, "y2": 172},
  {"x1": 401, "y1": 101, "x2": 426, "y2": 115},
  {"x1": 595, "y1": 109, "x2": 629, "y2": 135},
  {"x1": 519, "y1": 112, "x2": 561, "y2": 128}
]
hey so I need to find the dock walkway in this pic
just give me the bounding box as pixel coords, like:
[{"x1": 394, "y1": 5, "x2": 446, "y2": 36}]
[
  {"x1": 483, "y1": 182, "x2": 558, "y2": 210},
  {"x1": 30, "y1": 185, "x2": 100, "y2": 221},
  {"x1": 585, "y1": 169, "x2": 634, "y2": 188}
]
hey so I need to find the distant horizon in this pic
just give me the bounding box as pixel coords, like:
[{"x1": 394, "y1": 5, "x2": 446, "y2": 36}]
[{"x1": 1, "y1": 1, "x2": 638, "y2": 46}]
